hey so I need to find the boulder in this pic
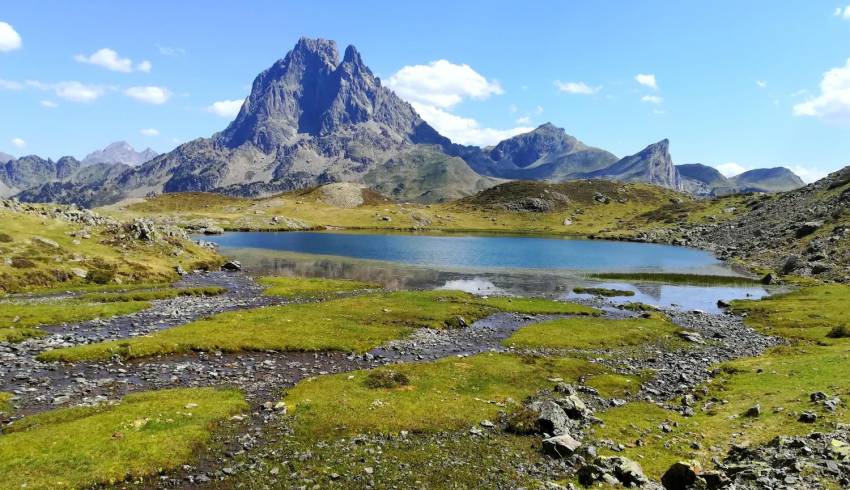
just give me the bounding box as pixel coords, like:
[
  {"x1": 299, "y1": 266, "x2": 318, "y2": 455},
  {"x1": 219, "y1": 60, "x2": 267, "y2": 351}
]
[
  {"x1": 661, "y1": 461, "x2": 701, "y2": 490},
  {"x1": 579, "y1": 456, "x2": 648, "y2": 487},
  {"x1": 780, "y1": 255, "x2": 801, "y2": 275},
  {"x1": 760, "y1": 273, "x2": 779, "y2": 285},
  {"x1": 529, "y1": 400, "x2": 571, "y2": 435},
  {"x1": 795, "y1": 221, "x2": 822, "y2": 238},
  {"x1": 557, "y1": 394, "x2": 588, "y2": 419},
  {"x1": 542, "y1": 433, "x2": 581, "y2": 458},
  {"x1": 221, "y1": 260, "x2": 242, "y2": 271},
  {"x1": 203, "y1": 225, "x2": 224, "y2": 235}
]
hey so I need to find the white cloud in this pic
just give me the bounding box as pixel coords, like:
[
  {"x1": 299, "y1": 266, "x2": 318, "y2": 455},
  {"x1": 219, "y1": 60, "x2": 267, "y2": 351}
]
[
  {"x1": 835, "y1": 6, "x2": 850, "y2": 19},
  {"x1": 0, "y1": 22, "x2": 22, "y2": 52},
  {"x1": 74, "y1": 48, "x2": 152, "y2": 73},
  {"x1": 124, "y1": 85, "x2": 171, "y2": 104},
  {"x1": 0, "y1": 78, "x2": 23, "y2": 90},
  {"x1": 385, "y1": 60, "x2": 524, "y2": 145},
  {"x1": 386, "y1": 59, "x2": 503, "y2": 108},
  {"x1": 756, "y1": 80, "x2": 767, "y2": 89},
  {"x1": 10, "y1": 137, "x2": 25, "y2": 149},
  {"x1": 715, "y1": 162, "x2": 748, "y2": 177},
  {"x1": 641, "y1": 95, "x2": 663, "y2": 105},
  {"x1": 206, "y1": 98, "x2": 244, "y2": 118},
  {"x1": 411, "y1": 102, "x2": 532, "y2": 146},
  {"x1": 789, "y1": 165, "x2": 827, "y2": 183},
  {"x1": 40, "y1": 100, "x2": 57, "y2": 108},
  {"x1": 139, "y1": 128, "x2": 159, "y2": 136},
  {"x1": 54, "y1": 81, "x2": 105, "y2": 102},
  {"x1": 635, "y1": 73, "x2": 658, "y2": 89},
  {"x1": 554, "y1": 80, "x2": 601, "y2": 95},
  {"x1": 792, "y1": 58, "x2": 850, "y2": 121},
  {"x1": 515, "y1": 116, "x2": 532, "y2": 125}
]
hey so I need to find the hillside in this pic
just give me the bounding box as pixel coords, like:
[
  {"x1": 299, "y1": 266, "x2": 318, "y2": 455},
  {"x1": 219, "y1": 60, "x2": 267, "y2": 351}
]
[
  {"x1": 0, "y1": 199, "x2": 221, "y2": 293},
  {"x1": 104, "y1": 179, "x2": 690, "y2": 237}
]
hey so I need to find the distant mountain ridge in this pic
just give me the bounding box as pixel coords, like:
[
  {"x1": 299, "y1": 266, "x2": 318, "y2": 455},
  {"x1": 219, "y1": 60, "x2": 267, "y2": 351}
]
[
  {"x1": 8, "y1": 37, "x2": 806, "y2": 206},
  {"x1": 676, "y1": 163, "x2": 804, "y2": 195},
  {"x1": 82, "y1": 141, "x2": 157, "y2": 167}
]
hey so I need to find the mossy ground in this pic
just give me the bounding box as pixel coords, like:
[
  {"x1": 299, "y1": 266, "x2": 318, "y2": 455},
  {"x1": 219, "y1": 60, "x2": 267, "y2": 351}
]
[
  {"x1": 258, "y1": 276, "x2": 379, "y2": 298},
  {"x1": 0, "y1": 206, "x2": 221, "y2": 294},
  {"x1": 731, "y1": 284, "x2": 850, "y2": 341},
  {"x1": 283, "y1": 353, "x2": 608, "y2": 439},
  {"x1": 0, "y1": 298, "x2": 151, "y2": 342},
  {"x1": 0, "y1": 388, "x2": 247, "y2": 489},
  {"x1": 38, "y1": 292, "x2": 596, "y2": 362},
  {"x1": 503, "y1": 316, "x2": 681, "y2": 350}
]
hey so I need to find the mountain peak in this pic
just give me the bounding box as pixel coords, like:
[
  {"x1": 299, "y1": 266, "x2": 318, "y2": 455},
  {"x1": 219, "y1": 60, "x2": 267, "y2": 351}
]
[
  {"x1": 219, "y1": 37, "x2": 443, "y2": 152},
  {"x1": 82, "y1": 141, "x2": 158, "y2": 167},
  {"x1": 292, "y1": 37, "x2": 339, "y2": 65},
  {"x1": 342, "y1": 44, "x2": 363, "y2": 65}
]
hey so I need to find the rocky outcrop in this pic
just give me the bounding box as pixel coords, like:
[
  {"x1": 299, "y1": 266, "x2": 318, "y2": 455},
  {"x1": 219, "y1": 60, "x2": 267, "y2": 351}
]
[
  {"x1": 584, "y1": 139, "x2": 682, "y2": 191},
  {"x1": 0, "y1": 155, "x2": 82, "y2": 197}
]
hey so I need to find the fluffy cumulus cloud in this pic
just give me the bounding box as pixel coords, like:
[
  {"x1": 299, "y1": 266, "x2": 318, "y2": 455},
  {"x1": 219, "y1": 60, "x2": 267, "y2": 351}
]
[
  {"x1": 792, "y1": 58, "x2": 850, "y2": 122},
  {"x1": 75, "y1": 48, "x2": 151, "y2": 73},
  {"x1": 206, "y1": 99, "x2": 244, "y2": 118},
  {"x1": 641, "y1": 95, "x2": 663, "y2": 105},
  {"x1": 387, "y1": 60, "x2": 529, "y2": 145},
  {"x1": 139, "y1": 128, "x2": 159, "y2": 136},
  {"x1": 0, "y1": 21, "x2": 22, "y2": 52},
  {"x1": 386, "y1": 60, "x2": 503, "y2": 108},
  {"x1": 635, "y1": 73, "x2": 658, "y2": 90},
  {"x1": 124, "y1": 86, "x2": 171, "y2": 104},
  {"x1": 835, "y1": 6, "x2": 850, "y2": 19},
  {"x1": 715, "y1": 162, "x2": 747, "y2": 177},
  {"x1": 10, "y1": 137, "x2": 25, "y2": 148},
  {"x1": 411, "y1": 102, "x2": 533, "y2": 147},
  {"x1": 554, "y1": 81, "x2": 601, "y2": 95}
]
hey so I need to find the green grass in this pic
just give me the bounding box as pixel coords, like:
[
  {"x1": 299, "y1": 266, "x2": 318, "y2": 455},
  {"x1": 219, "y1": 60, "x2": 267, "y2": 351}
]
[
  {"x1": 588, "y1": 272, "x2": 761, "y2": 286},
  {"x1": 503, "y1": 317, "x2": 681, "y2": 350},
  {"x1": 731, "y1": 284, "x2": 850, "y2": 341},
  {"x1": 283, "y1": 353, "x2": 606, "y2": 439},
  {"x1": 0, "y1": 387, "x2": 247, "y2": 489},
  {"x1": 80, "y1": 286, "x2": 225, "y2": 303},
  {"x1": 0, "y1": 299, "x2": 151, "y2": 342},
  {"x1": 591, "y1": 343, "x2": 850, "y2": 480},
  {"x1": 585, "y1": 373, "x2": 644, "y2": 399},
  {"x1": 258, "y1": 276, "x2": 379, "y2": 298},
  {"x1": 573, "y1": 286, "x2": 636, "y2": 297},
  {"x1": 0, "y1": 392, "x2": 13, "y2": 415},
  {"x1": 38, "y1": 291, "x2": 596, "y2": 362}
]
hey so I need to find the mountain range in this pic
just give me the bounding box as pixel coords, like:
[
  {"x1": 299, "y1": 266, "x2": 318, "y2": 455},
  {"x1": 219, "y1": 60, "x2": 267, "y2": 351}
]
[
  {"x1": 4, "y1": 37, "x2": 805, "y2": 206},
  {"x1": 0, "y1": 141, "x2": 155, "y2": 198}
]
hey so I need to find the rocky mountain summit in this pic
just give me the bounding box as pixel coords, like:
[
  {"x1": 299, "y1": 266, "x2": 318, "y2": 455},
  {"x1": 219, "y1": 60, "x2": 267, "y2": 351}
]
[
  {"x1": 82, "y1": 141, "x2": 158, "y2": 167},
  {"x1": 583, "y1": 139, "x2": 682, "y2": 191},
  {"x1": 461, "y1": 123, "x2": 617, "y2": 180}
]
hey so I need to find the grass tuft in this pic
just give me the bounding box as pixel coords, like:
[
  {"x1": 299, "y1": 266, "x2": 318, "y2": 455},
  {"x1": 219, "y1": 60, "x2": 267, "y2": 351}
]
[
  {"x1": 573, "y1": 287, "x2": 635, "y2": 297},
  {"x1": 589, "y1": 272, "x2": 761, "y2": 286},
  {"x1": 0, "y1": 388, "x2": 247, "y2": 489},
  {"x1": 258, "y1": 276, "x2": 379, "y2": 298},
  {"x1": 504, "y1": 317, "x2": 680, "y2": 350}
]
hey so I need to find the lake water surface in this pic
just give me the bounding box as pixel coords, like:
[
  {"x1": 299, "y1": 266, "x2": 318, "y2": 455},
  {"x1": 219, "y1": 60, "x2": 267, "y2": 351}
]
[
  {"x1": 201, "y1": 232, "x2": 771, "y2": 312},
  {"x1": 203, "y1": 231, "x2": 730, "y2": 272}
]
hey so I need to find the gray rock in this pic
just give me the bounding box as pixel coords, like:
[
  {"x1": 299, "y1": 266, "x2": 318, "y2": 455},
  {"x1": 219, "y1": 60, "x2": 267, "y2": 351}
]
[{"x1": 542, "y1": 433, "x2": 581, "y2": 458}]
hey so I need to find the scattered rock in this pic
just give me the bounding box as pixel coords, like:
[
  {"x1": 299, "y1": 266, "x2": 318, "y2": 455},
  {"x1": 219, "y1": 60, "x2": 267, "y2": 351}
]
[{"x1": 542, "y1": 433, "x2": 581, "y2": 458}]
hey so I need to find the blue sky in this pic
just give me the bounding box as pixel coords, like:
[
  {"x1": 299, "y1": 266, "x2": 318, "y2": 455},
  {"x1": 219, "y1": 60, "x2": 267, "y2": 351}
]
[{"x1": 2, "y1": 1, "x2": 850, "y2": 181}]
